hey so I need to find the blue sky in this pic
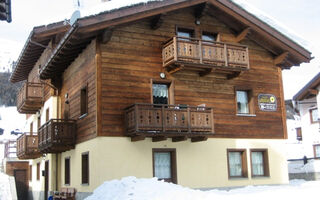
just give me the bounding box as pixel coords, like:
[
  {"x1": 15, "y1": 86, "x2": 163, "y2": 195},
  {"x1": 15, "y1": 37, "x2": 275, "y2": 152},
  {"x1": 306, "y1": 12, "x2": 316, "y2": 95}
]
[{"x1": 0, "y1": 0, "x2": 319, "y2": 99}]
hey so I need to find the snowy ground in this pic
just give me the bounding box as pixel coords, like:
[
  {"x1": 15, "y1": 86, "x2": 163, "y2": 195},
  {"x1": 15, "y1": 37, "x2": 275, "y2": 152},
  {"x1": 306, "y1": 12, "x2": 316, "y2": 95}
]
[
  {"x1": 85, "y1": 177, "x2": 320, "y2": 200},
  {"x1": 0, "y1": 172, "x2": 14, "y2": 200}
]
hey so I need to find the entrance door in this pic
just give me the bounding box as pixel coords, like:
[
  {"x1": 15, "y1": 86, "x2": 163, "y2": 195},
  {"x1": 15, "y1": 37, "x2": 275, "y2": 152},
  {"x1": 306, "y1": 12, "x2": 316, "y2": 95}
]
[
  {"x1": 44, "y1": 161, "x2": 49, "y2": 200},
  {"x1": 14, "y1": 169, "x2": 28, "y2": 200}
]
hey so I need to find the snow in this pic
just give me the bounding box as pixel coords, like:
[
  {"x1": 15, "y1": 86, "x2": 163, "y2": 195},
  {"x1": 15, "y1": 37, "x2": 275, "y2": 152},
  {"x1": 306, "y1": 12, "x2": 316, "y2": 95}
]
[
  {"x1": 85, "y1": 176, "x2": 320, "y2": 200},
  {"x1": 288, "y1": 159, "x2": 320, "y2": 174},
  {"x1": 0, "y1": 172, "x2": 14, "y2": 200}
]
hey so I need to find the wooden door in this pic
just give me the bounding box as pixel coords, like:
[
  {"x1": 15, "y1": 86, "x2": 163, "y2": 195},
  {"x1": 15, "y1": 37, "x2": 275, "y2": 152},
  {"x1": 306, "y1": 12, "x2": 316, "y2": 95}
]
[
  {"x1": 44, "y1": 161, "x2": 49, "y2": 200},
  {"x1": 14, "y1": 169, "x2": 28, "y2": 200}
]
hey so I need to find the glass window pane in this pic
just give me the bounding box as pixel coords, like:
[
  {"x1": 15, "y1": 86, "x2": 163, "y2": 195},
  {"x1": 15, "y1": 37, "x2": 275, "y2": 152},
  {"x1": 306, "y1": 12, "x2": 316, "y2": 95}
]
[
  {"x1": 228, "y1": 152, "x2": 242, "y2": 176},
  {"x1": 311, "y1": 109, "x2": 319, "y2": 122},
  {"x1": 154, "y1": 152, "x2": 171, "y2": 179},
  {"x1": 252, "y1": 152, "x2": 264, "y2": 176},
  {"x1": 202, "y1": 34, "x2": 216, "y2": 42},
  {"x1": 153, "y1": 84, "x2": 168, "y2": 104},
  {"x1": 237, "y1": 91, "x2": 249, "y2": 114},
  {"x1": 315, "y1": 146, "x2": 320, "y2": 157}
]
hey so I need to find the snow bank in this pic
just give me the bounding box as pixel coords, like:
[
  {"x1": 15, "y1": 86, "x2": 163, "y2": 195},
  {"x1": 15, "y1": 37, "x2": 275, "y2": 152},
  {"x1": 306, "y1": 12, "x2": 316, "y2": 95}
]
[
  {"x1": 288, "y1": 159, "x2": 320, "y2": 174},
  {"x1": 0, "y1": 172, "x2": 14, "y2": 200},
  {"x1": 85, "y1": 176, "x2": 320, "y2": 200}
]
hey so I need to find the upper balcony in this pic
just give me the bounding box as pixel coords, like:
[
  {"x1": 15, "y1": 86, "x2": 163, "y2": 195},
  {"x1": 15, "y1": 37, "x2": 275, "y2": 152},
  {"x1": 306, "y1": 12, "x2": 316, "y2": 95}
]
[
  {"x1": 162, "y1": 37, "x2": 249, "y2": 78},
  {"x1": 38, "y1": 119, "x2": 77, "y2": 153},
  {"x1": 16, "y1": 133, "x2": 42, "y2": 159},
  {"x1": 17, "y1": 82, "x2": 44, "y2": 114},
  {"x1": 125, "y1": 104, "x2": 214, "y2": 142}
]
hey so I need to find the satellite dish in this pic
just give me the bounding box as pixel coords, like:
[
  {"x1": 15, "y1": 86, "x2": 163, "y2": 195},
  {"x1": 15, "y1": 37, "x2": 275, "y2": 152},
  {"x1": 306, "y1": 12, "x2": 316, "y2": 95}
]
[{"x1": 70, "y1": 10, "x2": 81, "y2": 25}]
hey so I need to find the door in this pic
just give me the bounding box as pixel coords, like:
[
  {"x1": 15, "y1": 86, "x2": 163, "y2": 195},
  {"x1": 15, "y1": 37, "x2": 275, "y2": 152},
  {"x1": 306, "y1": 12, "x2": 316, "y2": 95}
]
[
  {"x1": 44, "y1": 161, "x2": 49, "y2": 200},
  {"x1": 14, "y1": 169, "x2": 28, "y2": 200}
]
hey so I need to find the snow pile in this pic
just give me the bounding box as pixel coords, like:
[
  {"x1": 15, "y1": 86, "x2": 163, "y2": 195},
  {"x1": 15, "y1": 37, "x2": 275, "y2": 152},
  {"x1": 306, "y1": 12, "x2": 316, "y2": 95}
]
[
  {"x1": 0, "y1": 172, "x2": 14, "y2": 200},
  {"x1": 86, "y1": 177, "x2": 320, "y2": 200},
  {"x1": 288, "y1": 159, "x2": 320, "y2": 174}
]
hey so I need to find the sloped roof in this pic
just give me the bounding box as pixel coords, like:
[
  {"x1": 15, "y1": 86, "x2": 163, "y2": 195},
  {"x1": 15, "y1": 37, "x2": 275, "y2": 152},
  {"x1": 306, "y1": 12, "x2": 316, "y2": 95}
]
[
  {"x1": 293, "y1": 72, "x2": 320, "y2": 101},
  {"x1": 10, "y1": 0, "x2": 313, "y2": 83}
]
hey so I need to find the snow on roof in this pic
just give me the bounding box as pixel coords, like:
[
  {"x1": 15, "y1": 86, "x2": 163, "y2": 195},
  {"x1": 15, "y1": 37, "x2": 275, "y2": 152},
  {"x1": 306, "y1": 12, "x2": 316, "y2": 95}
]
[
  {"x1": 85, "y1": 176, "x2": 320, "y2": 200},
  {"x1": 231, "y1": 0, "x2": 312, "y2": 51}
]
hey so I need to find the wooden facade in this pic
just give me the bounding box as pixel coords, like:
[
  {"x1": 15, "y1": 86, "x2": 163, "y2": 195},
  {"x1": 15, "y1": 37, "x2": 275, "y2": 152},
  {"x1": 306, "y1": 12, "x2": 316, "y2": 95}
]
[{"x1": 10, "y1": 0, "x2": 312, "y2": 156}]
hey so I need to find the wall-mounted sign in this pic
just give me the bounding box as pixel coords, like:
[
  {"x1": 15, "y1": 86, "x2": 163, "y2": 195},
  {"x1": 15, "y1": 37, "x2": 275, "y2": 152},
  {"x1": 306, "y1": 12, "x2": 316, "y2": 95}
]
[{"x1": 258, "y1": 94, "x2": 277, "y2": 111}]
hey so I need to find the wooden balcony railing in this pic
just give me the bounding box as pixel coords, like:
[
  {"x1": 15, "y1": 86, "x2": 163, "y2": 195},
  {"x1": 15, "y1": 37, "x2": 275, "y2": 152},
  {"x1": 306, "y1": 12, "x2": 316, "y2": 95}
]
[
  {"x1": 162, "y1": 37, "x2": 249, "y2": 76},
  {"x1": 38, "y1": 119, "x2": 76, "y2": 153},
  {"x1": 125, "y1": 104, "x2": 214, "y2": 142},
  {"x1": 16, "y1": 132, "x2": 42, "y2": 159},
  {"x1": 4, "y1": 140, "x2": 17, "y2": 158},
  {"x1": 17, "y1": 82, "x2": 44, "y2": 114}
]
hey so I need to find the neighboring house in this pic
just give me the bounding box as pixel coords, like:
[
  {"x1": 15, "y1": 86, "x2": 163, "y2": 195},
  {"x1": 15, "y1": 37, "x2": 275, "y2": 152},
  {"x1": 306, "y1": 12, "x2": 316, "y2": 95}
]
[{"x1": 9, "y1": 0, "x2": 312, "y2": 199}]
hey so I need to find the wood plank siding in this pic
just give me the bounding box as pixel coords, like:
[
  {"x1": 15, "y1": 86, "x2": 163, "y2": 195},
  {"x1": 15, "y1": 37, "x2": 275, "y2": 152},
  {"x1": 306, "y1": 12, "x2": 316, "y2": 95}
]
[{"x1": 98, "y1": 7, "x2": 285, "y2": 139}]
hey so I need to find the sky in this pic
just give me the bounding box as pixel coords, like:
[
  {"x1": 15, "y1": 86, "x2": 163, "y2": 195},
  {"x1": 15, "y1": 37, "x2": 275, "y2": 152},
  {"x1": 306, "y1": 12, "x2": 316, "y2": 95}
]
[{"x1": 0, "y1": 0, "x2": 319, "y2": 99}]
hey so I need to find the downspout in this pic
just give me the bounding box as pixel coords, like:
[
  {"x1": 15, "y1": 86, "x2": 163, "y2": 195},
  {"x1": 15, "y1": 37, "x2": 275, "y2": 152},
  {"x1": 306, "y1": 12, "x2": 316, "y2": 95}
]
[{"x1": 56, "y1": 153, "x2": 58, "y2": 191}]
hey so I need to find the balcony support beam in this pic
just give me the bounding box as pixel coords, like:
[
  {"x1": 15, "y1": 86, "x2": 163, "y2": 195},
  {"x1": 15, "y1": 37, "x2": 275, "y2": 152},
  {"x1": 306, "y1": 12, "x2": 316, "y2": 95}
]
[
  {"x1": 191, "y1": 136, "x2": 208, "y2": 143},
  {"x1": 235, "y1": 27, "x2": 251, "y2": 43},
  {"x1": 274, "y1": 52, "x2": 289, "y2": 66},
  {"x1": 199, "y1": 68, "x2": 213, "y2": 77},
  {"x1": 131, "y1": 135, "x2": 145, "y2": 142},
  {"x1": 152, "y1": 136, "x2": 167, "y2": 142},
  {"x1": 172, "y1": 136, "x2": 187, "y2": 142}
]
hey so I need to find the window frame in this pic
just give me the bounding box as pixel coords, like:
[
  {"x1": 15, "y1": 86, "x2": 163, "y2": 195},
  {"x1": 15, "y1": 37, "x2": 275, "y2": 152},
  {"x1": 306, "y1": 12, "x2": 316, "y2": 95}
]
[
  {"x1": 227, "y1": 149, "x2": 248, "y2": 179},
  {"x1": 235, "y1": 87, "x2": 255, "y2": 116},
  {"x1": 80, "y1": 85, "x2": 88, "y2": 118},
  {"x1": 29, "y1": 165, "x2": 32, "y2": 181},
  {"x1": 296, "y1": 127, "x2": 302, "y2": 141},
  {"x1": 64, "y1": 157, "x2": 70, "y2": 185},
  {"x1": 81, "y1": 152, "x2": 89, "y2": 185},
  {"x1": 152, "y1": 148, "x2": 177, "y2": 184},
  {"x1": 250, "y1": 149, "x2": 270, "y2": 177},
  {"x1": 310, "y1": 108, "x2": 319, "y2": 124},
  {"x1": 151, "y1": 79, "x2": 174, "y2": 105},
  {"x1": 30, "y1": 122, "x2": 33, "y2": 134},
  {"x1": 201, "y1": 31, "x2": 218, "y2": 42},
  {"x1": 313, "y1": 144, "x2": 320, "y2": 158},
  {"x1": 176, "y1": 26, "x2": 195, "y2": 40},
  {"x1": 46, "y1": 108, "x2": 49, "y2": 122},
  {"x1": 36, "y1": 162, "x2": 40, "y2": 180}
]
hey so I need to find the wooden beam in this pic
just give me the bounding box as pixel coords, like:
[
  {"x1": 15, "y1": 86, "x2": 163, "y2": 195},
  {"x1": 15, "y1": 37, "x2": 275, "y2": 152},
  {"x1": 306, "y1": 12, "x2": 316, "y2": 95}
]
[
  {"x1": 152, "y1": 136, "x2": 167, "y2": 142},
  {"x1": 172, "y1": 136, "x2": 188, "y2": 142},
  {"x1": 308, "y1": 89, "x2": 319, "y2": 95},
  {"x1": 199, "y1": 68, "x2": 213, "y2": 77},
  {"x1": 274, "y1": 52, "x2": 289, "y2": 66},
  {"x1": 235, "y1": 27, "x2": 251, "y2": 43},
  {"x1": 191, "y1": 136, "x2": 208, "y2": 142},
  {"x1": 167, "y1": 65, "x2": 183, "y2": 74},
  {"x1": 131, "y1": 135, "x2": 145, "y2": 142},
  {"x1": 150, "y1": 14, "x2": 164, "y2": 30},
  {"x1": 101, "y1": 28, "x2": 113, "y2": 44},
  {"x1": 194, "y1": 3, "x2": 209, "y2": 20},
  {"x1": 227, "y1": 71, "x2": 242, "y2": 80}
]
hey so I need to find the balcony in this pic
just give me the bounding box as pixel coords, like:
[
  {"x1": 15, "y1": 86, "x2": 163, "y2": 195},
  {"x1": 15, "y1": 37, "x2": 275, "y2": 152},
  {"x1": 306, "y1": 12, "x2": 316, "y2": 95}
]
[
  {"x1": 162, "y1": 37, "x2": 249, "y2": 78},
  {"x1": 17, "y1": 82, "x2": 44, "y2": 114},
  {"x1": 125, "y1": 104, "x2": 214, "y2": 142},
  {"x1": 38, "y1": 119, "x2": 76, "y2": 153},
  {"x1": 16, "y1": 133, "x2": 42, "y2": 159},
  {"x1": 4, "y1": 140, "x2": 17, "y2": 159}
]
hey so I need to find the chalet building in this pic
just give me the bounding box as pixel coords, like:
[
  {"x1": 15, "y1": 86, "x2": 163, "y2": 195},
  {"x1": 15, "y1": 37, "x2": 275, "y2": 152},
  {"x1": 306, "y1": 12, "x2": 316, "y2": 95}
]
[{"x1": 10, "y1": 0, "x2": 312, "y2": 199}]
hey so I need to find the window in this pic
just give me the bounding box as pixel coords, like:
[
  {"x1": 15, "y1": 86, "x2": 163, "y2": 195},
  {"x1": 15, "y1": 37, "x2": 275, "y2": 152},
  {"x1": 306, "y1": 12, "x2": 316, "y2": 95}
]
[
  {"x1": 296, "y1": 127, "x2": 302, "y2": 141},
  {"x1": 30, "y1": 122, "x2": 33, "y2": 134},
  {"x1": 314, "y1": 145, "x2": 320, "y2": 158},
  {"x1": 29, "y1": 165, "x2": 32, "y2": 181},
  {"x1": 152, "y1": 80, "x2": 173, "y2": 105},
  {"x1": 227, "y1": 149, "x2": 247, "y2": 178},
  {"x1": 36, "y1": 163, "x2": 40, "y2": 180},
  {"x1": 65, "y1": 157, "x2": 70, "y2": 185},
  {"x1": 46, "y1": 108, "x2": 49, "y2": 122},
  {"x1": 37, "y1": 116, "x2": 41, "y2": 130},
  {"x1": 153, "y1": 149, "x2": 177, "y2": 183},
  {"x1": 81, "y1": 152, "x2": 89, "y2": 184},
  {"x1": 236, "y1": 89, "x2": 254, "y2": 115},
  {"x1": 201, "y1": 32, "x2": 217, "y2": 42},
  {"x1": 310, "y1": 108, "x2": 319, "y2": 123},
  {"x1": 250, "y1": 149, "x2": 269, "y2": 177},
  {"x1": 177, "y1": 27, "x2": 194, "y2": 41},
  {"x1": 80, "y1": 86, "x2": 88, "y2": 116}
]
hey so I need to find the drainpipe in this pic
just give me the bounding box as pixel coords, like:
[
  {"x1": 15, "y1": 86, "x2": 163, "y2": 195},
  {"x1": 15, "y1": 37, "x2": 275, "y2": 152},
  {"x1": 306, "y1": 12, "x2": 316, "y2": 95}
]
[{"x1": 56, "y1": 153, "x2": 58, "y2": 191}]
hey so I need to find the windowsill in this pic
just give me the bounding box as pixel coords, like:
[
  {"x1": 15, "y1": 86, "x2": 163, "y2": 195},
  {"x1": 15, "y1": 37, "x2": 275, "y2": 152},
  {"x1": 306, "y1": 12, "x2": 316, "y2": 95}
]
[
  {"x1": 251, "y1": 175, "x2": 270, "y2": 179},
  {"x1": 64, "y1": 184, "x2": 70, "y2": 186},
  {"x1": 79, "y1": 113, "x2": 88, "y2": 120},
  {"x1": 236, "y1": 113, "x2": 256, "y2": 117},
  {"x1": 228, "y1": 177, "x2": 248, "y2": 180},
  {"x1": 81, "y1": 183, "x2": 89, "y2": 186}
]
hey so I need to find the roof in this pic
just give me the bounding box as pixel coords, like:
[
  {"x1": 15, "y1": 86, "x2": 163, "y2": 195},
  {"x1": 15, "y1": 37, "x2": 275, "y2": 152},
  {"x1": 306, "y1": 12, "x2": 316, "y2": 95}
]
[
  {"x1": 10, "y1": 0, "x2": 313, "y2": 83},
  {"x1": 293, "y1": 72, "x2": 320, "y2": 101}
]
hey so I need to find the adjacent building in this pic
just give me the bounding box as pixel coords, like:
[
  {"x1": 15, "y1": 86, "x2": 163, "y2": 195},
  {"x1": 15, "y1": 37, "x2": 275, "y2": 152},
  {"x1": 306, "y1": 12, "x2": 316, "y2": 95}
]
[{"x1": 10, "y1": 0, "x2": 312, "y2": 199}]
